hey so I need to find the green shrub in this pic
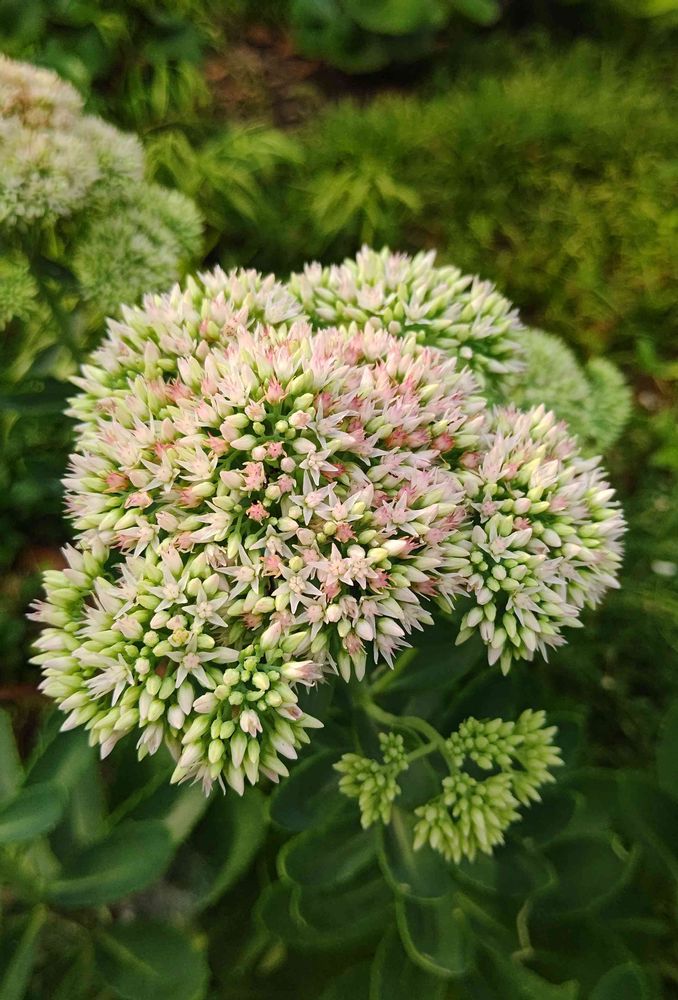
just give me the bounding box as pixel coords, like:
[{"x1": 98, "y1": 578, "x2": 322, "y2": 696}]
[
  {"x1": 288, "y1": 0, "x2": 677, "y2": 74},
  {"x1": 146, "y1": 125, "x2": 301, "y2": 262},
  {"x1": 145, "y1": 42, "x2": 676, "y2": 355},
  {"x1": 288, "y1": 42, "x2": 677, "y2": 367}
]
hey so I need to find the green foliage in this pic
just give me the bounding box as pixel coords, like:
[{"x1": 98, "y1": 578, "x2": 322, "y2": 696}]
[
  {"x1": 0, "y1": 707, "x2": 266, "y2": 999},
  {"x1": 145, "y1": 125, "x2": 300, "y2": 262},
  {"x1": 283, "y1": 42, "x2": 677, "y2": 370},
  {"x1": 247, "y1": 661, "x2": 678, "y2": 998},
  {"x1": 94, "y1": 921, "x2": 209, "y2": 1000},
  {"x1": 566, "y1": 0, "x2": 678, "y2": 19},
  {"x1": 288, "y1": 0, "x2": 676, "y2": 74},
  {"x1": 289, "y1": 0, "x2": 450, "y2": 74},
  {"x1": 0, "y1": 0, "x2": 217, "y2": 129}
]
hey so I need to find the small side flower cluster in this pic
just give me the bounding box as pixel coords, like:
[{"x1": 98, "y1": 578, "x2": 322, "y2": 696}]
[
  {"x1": 289, "y1": 245, "x2": 525, "y2": 391},
  {"x1": 412, "y1": 709, "x2": 562, "y2": 863},
  {"x1": 334, "y1": 732, "x2": 409, "y2": 827},
  {"x1": 454, "y1": 405, "x2": 625, "y2": 672}
]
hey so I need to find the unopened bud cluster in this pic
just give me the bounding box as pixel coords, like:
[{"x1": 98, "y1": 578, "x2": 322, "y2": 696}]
[
  {"x1": 335, "y1": 732, "x2": 408, "y2": 827},
  {"x1": 412, "y1": 709, "x2": 562, "y2": 863},
  {"x1": 507, "y1": 329, "x2": 632, "y2": 453}
]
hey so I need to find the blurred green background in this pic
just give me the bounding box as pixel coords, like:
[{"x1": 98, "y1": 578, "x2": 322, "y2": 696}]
[{"x1": 0, "y1": 1, "x2": 677, "y2": 997}]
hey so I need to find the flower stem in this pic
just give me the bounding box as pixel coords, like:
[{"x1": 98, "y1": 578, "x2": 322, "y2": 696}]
[
  {"x1": 406, "y1": 741, "x2": 437, "y2": 763},
  {"x1": 359, "y1": 696, "x2": 456, "y2": 769}
]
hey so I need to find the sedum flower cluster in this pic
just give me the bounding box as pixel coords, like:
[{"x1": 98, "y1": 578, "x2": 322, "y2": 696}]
[
  {"x1": 289, "y1": 245, "x2": 525, "y2": 392},
  {"x1": 454, "y1": 405, "x2": 625, "y2": 674},
  {"x1": 34, "y1": 267, "x2": 490, "y2": 792},
  {"x1": 291, "y1": 246, "x2": 631, "y2": 451},
  {"x1": 0, "y1": 55, "x2": 201, "y2": 336},
  {"x1": 32, "y1": 256, "x2": 625, "y2": 802},
  {"x1": 412, "y1": 710, "x2": 562, "y2": 863},
  {"x1": 0, "y1": 56, "x2": 138, "y2": 229}
]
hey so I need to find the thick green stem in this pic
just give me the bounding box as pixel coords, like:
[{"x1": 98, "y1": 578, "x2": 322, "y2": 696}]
[
  {"x1": 358, "y1": 694, "x2": 456, "y2": 770},
  {"x1": 405, "y1": 741, "x2": 438, "y2": 763}
]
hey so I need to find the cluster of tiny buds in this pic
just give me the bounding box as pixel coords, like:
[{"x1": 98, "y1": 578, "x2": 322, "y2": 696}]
[
  {"x1": 413, "y1": 709, "x2": 562, "y2": 863},
  {"x1": 336, "y1": 710, "x2": 561, "y2": 864},
  {"x1": 334, "y1": 732, "x2": 409, "y2": 827}
]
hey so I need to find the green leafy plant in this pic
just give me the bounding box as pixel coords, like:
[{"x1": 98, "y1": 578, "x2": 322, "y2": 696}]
[
  {"x1": 289, "y1": 0, "x2": 501, "y2": 73},
  {"x1": 287, "y1": 0, "x2": 678, "y2": 74},
  {"x1": 145, "y1": 125, "x2": 301, "y2": 263},
  {"x1": 248, "y1": 669, "x2": 678, "y2": 997},
  {"x1": 0, "y1": 707, "x2": 267, "y2": 999},
  {"x1": 283, "y1": 42, "x2": 677, "y2": 370},
  {"x1": 563, "y1": 0, "x2": 678, "y2": 19},
  {"x1": 0, "y1": 0, "x2": 218, "y2": 129}
]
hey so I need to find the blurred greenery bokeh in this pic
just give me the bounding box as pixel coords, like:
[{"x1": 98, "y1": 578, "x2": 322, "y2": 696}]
[{"x1": 1, "y1": 1, "x2": 677, "y2": 997}]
